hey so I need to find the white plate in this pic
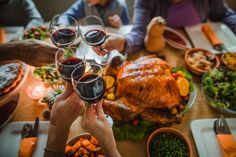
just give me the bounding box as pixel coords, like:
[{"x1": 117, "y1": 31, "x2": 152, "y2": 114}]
[
  {"x1": 190, "y1": 118, "x2": 236, "y2": 157},
  {"x1": 185, "y1": 23, "x2": 236, "y2": 54},
  {"x1": 0, "y1": 121, "x2": 49, "y2": 157}
]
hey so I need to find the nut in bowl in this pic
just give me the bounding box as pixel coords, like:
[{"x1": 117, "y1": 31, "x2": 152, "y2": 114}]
[
  {"x1": 185, "y1": 48, "x2": 220, "y2": 75},
  {"x1": 66, "y1": 133, "x2": 106, "y2": 157},
  {"x1": 147, "y1": 127, "x2": 192, "y2": 157}
]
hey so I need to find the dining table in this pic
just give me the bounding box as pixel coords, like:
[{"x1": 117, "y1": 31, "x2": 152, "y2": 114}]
[{"x1": 3, "y1": 24, "x2": 236, "y2": 157}]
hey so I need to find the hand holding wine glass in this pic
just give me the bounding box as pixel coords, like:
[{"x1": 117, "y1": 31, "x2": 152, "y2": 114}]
[{"x1": 79, "y1": 15, "x2": 110, "y2": 65}]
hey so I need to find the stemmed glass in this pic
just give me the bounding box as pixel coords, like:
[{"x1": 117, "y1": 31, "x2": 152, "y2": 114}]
[
  {"x1": 49, "y1": 14, "x2": 86, "y2": 82},
  {"x1": 71, "y1": 64, "x2": 106, "y2": 104},
  {"x1": 49, "y1": 14, "x2": 78, "y2": 48},
  {"x1": 78, "y1": 15, "x2": 109, "y2": 65},
  {"x1": 55, "y1": 48, "x2": 86, "y2": 81}
]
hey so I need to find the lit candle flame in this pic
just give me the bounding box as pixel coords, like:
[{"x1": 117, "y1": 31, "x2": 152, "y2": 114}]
[{"x1": 26, "y1": 83, "x2": 46, "y2": 100}]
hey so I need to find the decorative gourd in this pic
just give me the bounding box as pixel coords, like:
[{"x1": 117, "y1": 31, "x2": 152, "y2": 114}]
[{"x1": 144, "y1": 16, "x2": 166, "y2": 53}]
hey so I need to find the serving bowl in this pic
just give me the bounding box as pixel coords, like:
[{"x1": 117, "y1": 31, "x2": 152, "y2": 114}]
[
  {"x1": 221, "y1": 52, "x2": 236, "y2": 70},
  {"x1": 202, "y1": 67, "x2": 236, "y2": 114},
  {"x1": 66, "y1": 133, "x2": 105, "y2": 157},
  {"x1": 185, "y1": 48, "x2": 220, "y2": 75},
  {"x1": 147, "y1": 127, "x2": 192, "y2": 157}
]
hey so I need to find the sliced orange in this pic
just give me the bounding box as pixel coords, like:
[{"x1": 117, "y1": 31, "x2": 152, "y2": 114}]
[
  {"x1": 104, "y1": 75, "x2": 115, "y2": 89},
  {"x1": 176, "y1": 77, "x2": 189, "y2": 96}
]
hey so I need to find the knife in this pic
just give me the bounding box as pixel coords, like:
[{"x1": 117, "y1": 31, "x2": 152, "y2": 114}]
[{"x1": 201, "y1": 24, "x2": 228, "y2": 53}]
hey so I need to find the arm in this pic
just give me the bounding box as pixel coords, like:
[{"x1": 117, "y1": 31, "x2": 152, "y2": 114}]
[
  {"x1": 124, "y1": 0, "x2": 151, "y2": 54},
  {"x1": 63, "y1": 0, "x2": 85, "y2": 21},
  {"x1": 208, "y1": 0, "x2": 236, "y2": 34},
  {"x1": 82, "y1": 102, "x2": 121, "y2": 157},
  {"x1": 22, "y1": 0, "x2": 44, "y2": 28},
  {"x1": 44, "y1": 83, "x2": 85, "y2": 157},
  {"x1": 120, "y1": 3, "x2": 130, "y2": 25},
  {"x1": 0, "y1": 39, "x2": 58, "y2": 67}
]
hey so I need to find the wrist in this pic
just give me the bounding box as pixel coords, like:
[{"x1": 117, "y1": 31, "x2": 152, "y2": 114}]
[{"x1": 118, "y1": 36, "x2": 126, "y2": 52}]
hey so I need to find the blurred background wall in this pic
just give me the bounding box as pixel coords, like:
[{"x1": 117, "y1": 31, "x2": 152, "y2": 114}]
[{"x1": 33, "y1": 0, "x2": 236, "y2": 22}]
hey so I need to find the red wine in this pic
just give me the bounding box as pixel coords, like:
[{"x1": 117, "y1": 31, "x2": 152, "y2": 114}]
[
  {"x1": 51, "y1": 29, "x2": 76, "y2": 48},
  {"x1": 76, "y1": 74, "x2": 106, "y2": 103},
  {"x1": 84, "y1": 29, "x2": 106, "y2": 46},
  {"x1": 58, "y1": 57, "x2": 85, "y2": 81}
]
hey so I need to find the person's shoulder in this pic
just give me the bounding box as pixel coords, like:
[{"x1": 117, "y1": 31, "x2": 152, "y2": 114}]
[{"x1": 114, "y1": 0, "x2": 127, "y2": 7}]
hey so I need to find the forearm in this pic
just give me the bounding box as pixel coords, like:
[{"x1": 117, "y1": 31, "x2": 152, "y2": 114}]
[
  {"x1": 44, "y1": 124, "x2": 69, "y2": 157},
  {"x1": 98, "y1": 130, "x2": 121, "y2": 157},
  {"x1": 124, "y1": 0, "x2": 150, "y2": 54},
  {"x1": 0, "y1": 42, "x2": 22, "y2": 61}
]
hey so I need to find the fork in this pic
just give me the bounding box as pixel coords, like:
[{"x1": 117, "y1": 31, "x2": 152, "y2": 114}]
[{"x1": 213, "y1": 115, "x2": 231, "y2": 135}]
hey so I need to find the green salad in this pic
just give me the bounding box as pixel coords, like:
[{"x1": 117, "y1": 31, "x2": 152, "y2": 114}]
[{"x1": 203, "y1": 67, "x2": 236, "y2": 112}]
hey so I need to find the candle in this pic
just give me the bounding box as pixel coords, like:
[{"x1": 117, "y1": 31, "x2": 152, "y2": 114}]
[{"x1": 26, "y1": 83, "x2": 46, "y2": 100}]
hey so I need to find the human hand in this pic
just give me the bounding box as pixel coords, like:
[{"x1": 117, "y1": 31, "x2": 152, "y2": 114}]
[
  {"x1": 50, "y1": 83, "x2": 85, "y2": 129},
  {"x1": 92, "y1": 33, "x2": 126, "y2": 54},
  {"x1": 108, "y1": 14, "x2": 122, "y2": 28}
]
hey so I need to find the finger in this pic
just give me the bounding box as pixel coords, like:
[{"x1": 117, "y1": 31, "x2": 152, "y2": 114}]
[
  {"x1": 97, "y1": 100, "x2": 105, "y2": 117},
  {"x1": 55, "y1": 82, "x2": 73, "y2": 102},
  {"x1": 84, "y1": 104, "x2": 96, "y2": 120}
]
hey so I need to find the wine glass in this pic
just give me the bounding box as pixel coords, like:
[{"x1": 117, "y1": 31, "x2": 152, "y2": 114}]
[
  {"x1": 71, "y1": 64, "x2": 106, "y2": 104},
  {"x1": 78, "y1": 15, "x2": 110, "y2": 65},
  {"x1": 49, "y1": 14, "x2": 78, "y2": 48},
  {"x1": 55, "y1": 48, "x2": 86, "y2": 81}
]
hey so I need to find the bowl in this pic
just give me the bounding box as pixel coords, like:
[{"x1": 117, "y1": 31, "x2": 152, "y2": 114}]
[
  {"x1": 184, "y1": 48, "x2": 220, "y2": 75},
  {"x1": 66, "y1": 133, "x2": 105, "y2": 157},
  {"x1": 147, "y1": 127, "x2": 192, "y2": 157},
  {"x1": 221, "y1": 52, "x2": 236, "y2": 70},
  {"x1": 202, "y1": 67, "x2": 236, "y2": 114}
]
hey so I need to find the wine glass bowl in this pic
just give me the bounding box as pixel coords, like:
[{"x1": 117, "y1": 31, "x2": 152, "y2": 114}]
[
  {"x1": 79, "y1": 15, "x2": 109, "y2": 65},
  {"x1": 55, "y1": 48, "x2": 85, "y2": 81},
  {"x1": 49, "y1": 14, "x2": 78, "y2": 48},
  {"x1": 72, "y1": 64, "x2": 106, "y2": 104}
]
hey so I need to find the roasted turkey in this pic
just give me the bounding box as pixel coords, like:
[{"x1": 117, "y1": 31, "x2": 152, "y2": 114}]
[{"x1": 103, "y1": 56, "x2": 183, "y2": 124}]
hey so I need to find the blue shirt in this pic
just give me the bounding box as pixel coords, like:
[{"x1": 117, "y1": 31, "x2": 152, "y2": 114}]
[{"x1": 63, "y1": 0, "x2": 129, "y2": 26}]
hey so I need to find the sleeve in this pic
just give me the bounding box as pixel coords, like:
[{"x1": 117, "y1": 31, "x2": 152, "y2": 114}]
[
  {"x1": 63, "y1": 0, "x2": 85, "y2": 21},
  {"x1": 22, "y1": 0, "x2": 44, "y2": 28},
  {"x1": 120, "y1": 3, "x2": 130, "y2": 25},
  {"x1": 208, "y1": 0, "x2": 236, "y2": 34},
  {"x1": 124, "y1": 0, "x2": 151, "y2": 54}
]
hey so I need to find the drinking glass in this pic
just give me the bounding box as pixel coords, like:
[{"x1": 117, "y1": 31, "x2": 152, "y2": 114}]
[
  {"x1": 49, "y1": 14, "x2": 78, "y2": 48},
  {"x1": 71, "y1": 64, "x2": 106, "y2": 104},
  {"x1": 55, "y1": 48, "x2": 86, "y2": 81},
  {"x1": 78, "y1": 15, "x2": 109, "y2": 65}
]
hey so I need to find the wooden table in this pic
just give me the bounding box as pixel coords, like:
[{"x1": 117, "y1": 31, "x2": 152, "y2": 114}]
[{"x1": 10, "y1": 33, "x2": 236, "y2": 157}]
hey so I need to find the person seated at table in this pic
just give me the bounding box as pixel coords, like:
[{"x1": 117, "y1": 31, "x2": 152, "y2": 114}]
[
  {"x1": 44, "y1": 83, "x2": 121, "y2": 157},
  {"x1": 93, "y1": 0, "x2": 236, "y2": 55},
  {"x1": 0, "y1": 39, "x2": 58, "y2": 66},
  {"x1": 63, "y1": 0, "x2": 130, "y2": 28},
  {"x1": 0, "y1": 0, "x2": 44, "y2": 28}
]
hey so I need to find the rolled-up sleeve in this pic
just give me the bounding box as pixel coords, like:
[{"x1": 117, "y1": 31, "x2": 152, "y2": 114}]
[
  {"x1": 124, "y1": 0, "x2": 151, "y2": 54},
  {"x1": 63, "y1": 0, "x2": 85, "y2": 21}
]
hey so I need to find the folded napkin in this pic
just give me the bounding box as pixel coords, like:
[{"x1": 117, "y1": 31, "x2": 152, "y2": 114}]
[
  {"x1": 216, "y1": 134, "x2": 236, "y2": 157},
  {"x1": 18, "y1": 137, "x2": 38, "y2": 157},
  {"x1": 0, "y1": 29, "x2": 6, "y2": 43}
]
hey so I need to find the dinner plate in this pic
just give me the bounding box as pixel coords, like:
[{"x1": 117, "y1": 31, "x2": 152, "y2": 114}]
[
  {"x1": 164, "y1": 27, "x2": 192, "y2": 50},
  {"x1": 190, "y1": 118, "x2": 236, "y2": 157},
  {"x1": 0, "y1": 121, "x2": 49, "y2": 157},
  {"x1": 0, "y1": 61, "x2": 29, "y2": 129}
]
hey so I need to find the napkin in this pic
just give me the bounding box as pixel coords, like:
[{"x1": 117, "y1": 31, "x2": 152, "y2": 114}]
[
  {"x1": 18, "y1": 137, "x2": 38, "y2": 157},
  {"x1": 216, "y1": 134, "x2": 236, "y2": 157},
  {"x1": 0, "y1": 29, "x2": 6, "y2": 43}
]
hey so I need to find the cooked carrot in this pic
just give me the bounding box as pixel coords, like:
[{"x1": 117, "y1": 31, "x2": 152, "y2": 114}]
[
  {"x1": 81, "y1": 139, "x2": 91, "y2": 147},
  {"x1": 90, "y1": 136, "x2": 99, "y2": 145},
  {"x1": 65, "y1": 145, "x2": 73, "y2": 154},
  {"x1": 86, "y1": 143, "x2": 96, "y2": 151},
  {"x1": 79, "y1": 147, "x2": 88, "y2": 154},
  {"x1": 98, "y1": 155, "x2": 106, "y2": 157},
  {"x1": 71, "y1": 140, "x2": 81, "y2": 152}
]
